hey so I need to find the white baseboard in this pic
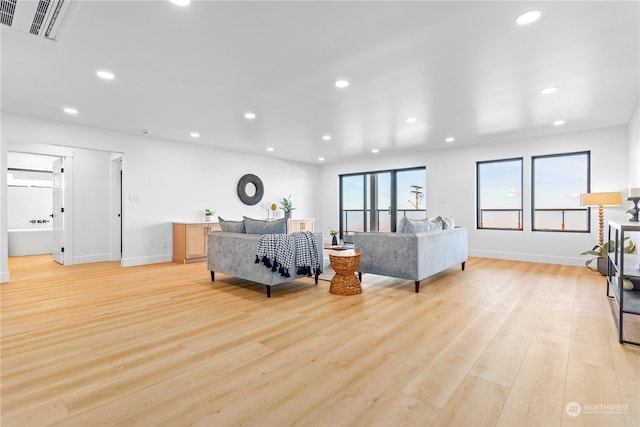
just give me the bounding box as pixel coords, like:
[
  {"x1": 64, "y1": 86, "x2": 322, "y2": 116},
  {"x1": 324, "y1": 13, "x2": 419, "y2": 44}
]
[
  {"x1": 72, "y1": 253, "x2": 112, "y2": 265},
  {"x1": 469, "y1": 249, "x2": 585, "y2": 267},
  {"x1": 0, "y1": 270, "x2": 9, "y2": 283},
  {"x1": 121, "y1": 254, "x2": 172, "y2": 267}
]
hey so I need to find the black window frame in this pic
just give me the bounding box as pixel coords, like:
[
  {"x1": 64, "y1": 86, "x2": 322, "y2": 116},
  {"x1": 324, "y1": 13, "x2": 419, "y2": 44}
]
[
  {"x1": 476, "y1": 157, "x2": 524, "y2": 231},
  {"x1": 531, "y1": 150, "x2": 591, "y2": 233},
  {"x1": 339, "y1": 166, "x2": 426, "y2": 240}
]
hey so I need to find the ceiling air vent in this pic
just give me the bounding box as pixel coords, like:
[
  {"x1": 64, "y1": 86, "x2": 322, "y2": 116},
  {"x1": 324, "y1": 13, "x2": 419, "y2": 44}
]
[
  {"x1": 1, "y1": 0, "x2": 71, "y2": 41},
  {"x1": 30, "y1": 0, "x2": 51, "y2": 35},
  {"x1": 0, "y1": 0, "x2": 17, "y2": 26}
]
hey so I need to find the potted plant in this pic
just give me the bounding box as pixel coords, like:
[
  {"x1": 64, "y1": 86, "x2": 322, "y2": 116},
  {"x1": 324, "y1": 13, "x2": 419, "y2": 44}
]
[
  {"x1": 204, "y1": 208, "x2": 215, "y2": 222},
  {"x1": 329, "y1": 228, "x2": 338, "y2": 246},
  {"x1": 279, "y1": 195, "x2": 295, "y2": 219},
  {"x1": 581, "y1": 237, "x2": 635, "y2": 275}
]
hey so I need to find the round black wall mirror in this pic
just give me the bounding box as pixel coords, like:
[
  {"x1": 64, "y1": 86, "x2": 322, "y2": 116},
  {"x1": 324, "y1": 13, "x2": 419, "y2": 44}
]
[{"x1": 237, "y1": 174, "x2": 264, "y2": 205}]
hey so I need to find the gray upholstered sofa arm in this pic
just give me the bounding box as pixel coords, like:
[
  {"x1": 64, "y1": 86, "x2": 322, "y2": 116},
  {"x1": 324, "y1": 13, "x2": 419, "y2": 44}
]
[{"x1": 354, "y1": 227, "x2": 468, "y2": 292}]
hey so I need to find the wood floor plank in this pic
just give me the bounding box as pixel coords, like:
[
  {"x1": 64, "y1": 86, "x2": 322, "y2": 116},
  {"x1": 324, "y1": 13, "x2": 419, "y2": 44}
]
[
  {"x1": 432, "y1": 374, "x2": 510, "y2": 426},
  {"x1": 496, "y1": 336, "x2": 570, "y2": 427},
  {"x1": 1, "y1": 255, "x2": 639, "y2": 426}
]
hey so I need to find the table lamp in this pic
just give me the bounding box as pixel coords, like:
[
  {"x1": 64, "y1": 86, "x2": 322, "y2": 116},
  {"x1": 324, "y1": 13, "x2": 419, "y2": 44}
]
[
  {"x1": 580, "y1": 192, "x2": 623, "y2": 246},
  {"x1": 628, "y1": 188, "x2": 640, "y2": 222}
]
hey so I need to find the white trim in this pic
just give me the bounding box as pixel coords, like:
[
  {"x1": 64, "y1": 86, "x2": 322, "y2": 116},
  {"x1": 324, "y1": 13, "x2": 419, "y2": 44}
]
[
  {"x1": 0, "y1": 271, "x2": 9, "y2": 283},
  {"x1": 7, "y1": 141, "x2": 75, "y2": 157},
  {"x1": 72, "y1": 253, "x2": 112, "y2": 264},
  {"x1": 62, "y1": 156, "x2": 74, "y2": 265},
  {"x1": 468, "y1": 249, "x2": 585, "y2": 266},
  {"x1": 121, "y1": 254, "x2": 173, "y2": 267}
]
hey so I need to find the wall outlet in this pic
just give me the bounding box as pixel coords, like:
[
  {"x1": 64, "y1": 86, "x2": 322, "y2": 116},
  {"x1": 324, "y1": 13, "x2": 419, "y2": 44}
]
[{"x1": 162, "y1": 241, "x2": 168, "y2": 249}]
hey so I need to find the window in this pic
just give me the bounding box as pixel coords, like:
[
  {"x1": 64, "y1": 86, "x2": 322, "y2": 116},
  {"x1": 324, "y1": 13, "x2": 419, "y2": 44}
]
[
  {"x1": 340, "y1": 167, "x2": 426, "y2": 241},
  {"x1": 477, "y1": 158, "x2": 523, "y2": 230},
  {"x1": 532, "y1": 151, "x2": 590, "y2": 232}
]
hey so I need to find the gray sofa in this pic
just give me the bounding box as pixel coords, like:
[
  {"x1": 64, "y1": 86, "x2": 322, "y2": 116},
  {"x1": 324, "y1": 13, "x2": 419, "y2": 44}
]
[
  {"x1": 353, "y1": 221, "x2": 468, "y2": 293},
  {"x1": 207, "y1": 231, "x2": 323, "y2": 297}
]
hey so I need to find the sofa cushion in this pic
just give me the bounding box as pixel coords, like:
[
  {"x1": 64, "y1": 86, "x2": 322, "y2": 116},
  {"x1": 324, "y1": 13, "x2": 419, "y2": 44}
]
[
  {"x1": 398, "y1": 217, "x2": 442, "y2": 233},
  {"x1": 243, "y1": 216, "x2": 287, "y2": 234},
  {"x1": 436, "y1": 216, "x2": 455, "y2": 229},
  {"x1": 218, "y1": 217, "x2": 246, "y2": 233}
]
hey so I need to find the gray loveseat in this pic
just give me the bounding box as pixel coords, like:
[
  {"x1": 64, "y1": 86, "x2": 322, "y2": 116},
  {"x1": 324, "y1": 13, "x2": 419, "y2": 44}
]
[
  {"x1": 207, "y1": 217, "x2": 323, "y2": 297},
  {"x1": 353, "y1": 217, "x2": 468, "y2": 293}
]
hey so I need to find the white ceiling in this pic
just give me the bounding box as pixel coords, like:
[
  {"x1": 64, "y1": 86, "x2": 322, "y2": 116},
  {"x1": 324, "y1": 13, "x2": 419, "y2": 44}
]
[{"x1": 1, "y1": 1, "x2": 638, "y2": 164}]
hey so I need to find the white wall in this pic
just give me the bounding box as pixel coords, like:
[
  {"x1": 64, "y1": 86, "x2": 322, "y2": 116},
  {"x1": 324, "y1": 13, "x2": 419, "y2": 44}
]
[
  {"x1": 70, "y1": 148, "x2": 113, "y2": 263},
  {"x1": 318, "y1": 125, "x2": 630, "y2": 266},
  {"x1": 0, "y1": 140, "x2": 8, "y2": 282},
  {"x1": 628, "y1": 102, "x2": 640, "y2": 189},
  {"x1": 1, "y1": 113, "x2": 320, "y2": 276}
]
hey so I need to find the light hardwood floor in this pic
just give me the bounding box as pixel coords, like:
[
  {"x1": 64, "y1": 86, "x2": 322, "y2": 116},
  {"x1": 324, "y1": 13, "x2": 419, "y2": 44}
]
[{"x1": 2, "y1": 255, "x2": 639, "y2": 426}]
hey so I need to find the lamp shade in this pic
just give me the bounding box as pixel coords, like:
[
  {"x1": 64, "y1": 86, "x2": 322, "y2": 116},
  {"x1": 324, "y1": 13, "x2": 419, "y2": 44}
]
[
  {"x1": 629, "y1": 188, "x2": 640, "y2": 198},
  {"x1": 579, "y1": 192, "x2": 623, "y2": 207}
]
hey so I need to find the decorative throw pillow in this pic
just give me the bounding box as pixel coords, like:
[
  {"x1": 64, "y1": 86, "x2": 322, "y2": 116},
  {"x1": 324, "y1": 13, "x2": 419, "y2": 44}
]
[
  {"x1": 399, "y1": 217, "x2": 442, "y2": 233},
  {"x1": 397, "y1": 216, "x2": 409, "y2": 233},
  {"x1": 436, "y1": 216, "x2": 455, "y2": 229},
  {"x1": 218, "y1": 217, "x2": 245, "y2": 233},
  {"x1": 264, "y1": 217, "x2": 287, "y2": 234},
  {"x1": 242, "y1": 216, "x2": 287, "y2": 234},
  {"x1": 242, "y1": 216, "x2": 266, "y2": 234}
]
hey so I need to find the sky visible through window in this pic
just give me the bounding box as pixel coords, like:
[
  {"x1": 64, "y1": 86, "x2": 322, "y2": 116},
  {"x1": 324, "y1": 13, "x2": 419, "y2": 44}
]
[
  {"x1": 478, "y1": 159, "x2": 522, "y2": 229},
  {"x1": 342, "y1": 168, "x2": 426, "y2": 233},
  {"x1": 533, "y1": 153, "x2": 589, "y2": 231},
  {"x1": 478, "y1": 153, "x2": 589, "y2": 230}
]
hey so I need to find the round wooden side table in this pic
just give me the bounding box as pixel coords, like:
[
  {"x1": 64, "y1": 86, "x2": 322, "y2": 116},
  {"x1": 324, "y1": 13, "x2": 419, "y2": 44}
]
[{"x1": 329, "y1": 251, "x2": 362, "y2": 295}]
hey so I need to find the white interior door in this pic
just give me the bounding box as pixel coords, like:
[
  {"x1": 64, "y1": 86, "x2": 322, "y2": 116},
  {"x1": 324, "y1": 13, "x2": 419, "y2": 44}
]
[{"x1": 52, "y1": 158, "x2": 64, "y2": 264}]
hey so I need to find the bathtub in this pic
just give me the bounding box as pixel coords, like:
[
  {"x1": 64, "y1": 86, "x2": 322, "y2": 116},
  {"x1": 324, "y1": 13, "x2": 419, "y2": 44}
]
[{"x1": 8, "y1": 229, "x2": 55, "y2": 256}]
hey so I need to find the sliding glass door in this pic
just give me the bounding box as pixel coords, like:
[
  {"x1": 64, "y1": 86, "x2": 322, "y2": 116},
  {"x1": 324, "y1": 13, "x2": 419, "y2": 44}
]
[{"x1": 340, "y1": 167, "x2": 425, "y2": 242}]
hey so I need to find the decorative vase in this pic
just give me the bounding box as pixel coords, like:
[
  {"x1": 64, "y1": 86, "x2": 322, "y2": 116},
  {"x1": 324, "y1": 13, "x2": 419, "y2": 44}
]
[
  {"x1": 285, "y1": 211, "x2": 291, "y2": 219},
  {"x1": 205, "y1": 215, "x2": 214, "y2": 222},
  {"x1": 332, "y1": 235, "x2": 338, "y2": 246}
]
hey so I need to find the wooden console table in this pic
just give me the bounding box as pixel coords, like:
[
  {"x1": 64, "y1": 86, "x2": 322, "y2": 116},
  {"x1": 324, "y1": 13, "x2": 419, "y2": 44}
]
[{"x1": 173, "y1": 222, "x2": 221, "y2": 264}]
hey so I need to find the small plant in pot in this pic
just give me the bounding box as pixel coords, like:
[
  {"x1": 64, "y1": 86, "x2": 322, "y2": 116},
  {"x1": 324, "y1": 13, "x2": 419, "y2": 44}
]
[
  {"x1": 329, "y1": 228, "x2": 338, "y2": 246},
  {"x1": 581, "y1": 237, "x2": 635, "y2": 275},
  {"x1": 279, "y1": 195, "x2": 295, "y2": 219},
  {"x1": 204, "y1": 209, "x2": 215, "y2": 222}
]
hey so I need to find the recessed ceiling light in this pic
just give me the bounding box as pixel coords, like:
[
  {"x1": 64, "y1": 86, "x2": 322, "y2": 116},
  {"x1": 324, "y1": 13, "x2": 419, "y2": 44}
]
[
  {"x1": 405, "y1": 117, "x2": 417, "y2": 123},
  {"x1": 96, "y1": 70, "x2": 115, "y2": 80},
  {"x1": 553, "y1": 120, "x2": 566, "y2": 126},
  {"x1": 540, "y1": 86, "x2": 559, "y2": 94},
  {"x1": 244, "y1": 112, "x2": 256, "y2": 119},
  {"x1": 63, "y1": 107, "x2": 78, "y2": 115},
  {"x1": 169, "y1": 0, "x2": 190, "y2": 6},
  {"x1": 445, "y1": 137, "x2": 455, "y2": 143},
  {"x1": 266, "y1": 147, "x2": 275, "y2": 152},
  {"x1": 322, "y1": 135, "x2": 331, "y2": 141},
  {"x1": 371, "y1": 149, "x2": 379, "y2": 154},
  {"x1": 318, "y1": 157, "x2": 325, "y2": 161},
  {"x1": 516, "y1": 10, "x2": 542, "y2": 25},
  {"x1": 335, "y1": 80, "x2": 350, "y2": 88},
  {"x1": 142, "y1": 129, "x2": 152, "y2": 135},
  {"x1": 190, "y1": 132, "x2": 200, "y2": 138}
]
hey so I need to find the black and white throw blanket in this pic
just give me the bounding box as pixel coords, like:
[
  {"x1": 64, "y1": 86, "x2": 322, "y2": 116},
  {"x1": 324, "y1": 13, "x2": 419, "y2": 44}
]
[{"x1": 255, "y1": 231, "x2": 321, "y2": 278}]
